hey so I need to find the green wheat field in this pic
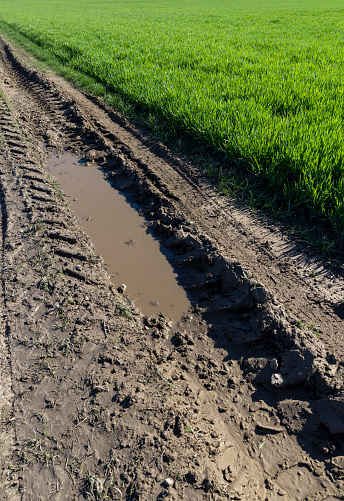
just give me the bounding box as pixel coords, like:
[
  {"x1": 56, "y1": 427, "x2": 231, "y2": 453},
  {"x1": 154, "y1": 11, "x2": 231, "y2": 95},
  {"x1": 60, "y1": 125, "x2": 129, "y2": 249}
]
[{"x1": 0, "y1": 0, "x2": 343, "y2": 237}]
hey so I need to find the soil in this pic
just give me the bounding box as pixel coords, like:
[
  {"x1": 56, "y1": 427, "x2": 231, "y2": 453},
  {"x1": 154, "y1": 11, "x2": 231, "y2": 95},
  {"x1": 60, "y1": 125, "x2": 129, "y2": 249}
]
[{"x1": 0, "y1": 35, "x2": 343, "y2": 501}]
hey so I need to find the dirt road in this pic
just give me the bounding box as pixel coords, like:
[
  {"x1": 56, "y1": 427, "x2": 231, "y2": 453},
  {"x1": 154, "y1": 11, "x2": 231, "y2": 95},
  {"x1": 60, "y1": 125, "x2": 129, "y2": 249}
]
[{"x1": 0, "y1": 36, "x2": 343, "y2": 500}]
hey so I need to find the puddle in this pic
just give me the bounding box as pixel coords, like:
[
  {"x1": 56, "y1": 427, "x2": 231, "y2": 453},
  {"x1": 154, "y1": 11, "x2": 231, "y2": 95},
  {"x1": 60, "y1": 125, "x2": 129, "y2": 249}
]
[{"x1": 47, "y1": 154, "x2": 191, "y2": 319}]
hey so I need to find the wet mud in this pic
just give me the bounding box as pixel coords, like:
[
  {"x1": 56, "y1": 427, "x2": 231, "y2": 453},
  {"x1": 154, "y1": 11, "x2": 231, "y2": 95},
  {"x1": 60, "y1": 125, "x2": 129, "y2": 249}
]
[{"x1": 0, "y1": 35, "x2": 343, "y2": 500}]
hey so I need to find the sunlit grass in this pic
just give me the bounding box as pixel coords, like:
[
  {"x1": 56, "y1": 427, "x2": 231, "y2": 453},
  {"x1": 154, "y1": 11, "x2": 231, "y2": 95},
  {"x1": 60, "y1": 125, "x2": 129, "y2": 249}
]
[{"x1": 0, "y1": 0, "x2": 343, "y2": 235}]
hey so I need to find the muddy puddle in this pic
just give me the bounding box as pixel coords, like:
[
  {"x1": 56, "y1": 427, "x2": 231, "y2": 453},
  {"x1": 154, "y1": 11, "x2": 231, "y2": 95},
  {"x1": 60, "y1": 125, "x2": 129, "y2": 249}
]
[{"x1": 47, "y1": 154, "x2": 191, "y2": 319}]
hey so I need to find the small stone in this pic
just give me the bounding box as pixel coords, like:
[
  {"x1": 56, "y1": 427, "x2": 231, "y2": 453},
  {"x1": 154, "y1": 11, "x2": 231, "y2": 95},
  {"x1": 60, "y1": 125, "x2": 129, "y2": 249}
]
[
  {"x1": 117, "y1": 284, "x2": 127, "y2": 294},
  {"x1": 270, "y1": 358, "x2": 279, "y2": 371},
  {"x1": 271, "y1": 373, "x2": 284, "y2": 387},
  {"x1": 163, "y1": 478, "x2": 174, "y2": 487}
]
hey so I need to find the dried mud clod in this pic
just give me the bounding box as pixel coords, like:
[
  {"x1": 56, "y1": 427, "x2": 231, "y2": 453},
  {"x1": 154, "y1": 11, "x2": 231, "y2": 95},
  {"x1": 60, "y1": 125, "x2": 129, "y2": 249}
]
[{"x1": 0, "y1": 35, "x2": 342, "y2": 500}]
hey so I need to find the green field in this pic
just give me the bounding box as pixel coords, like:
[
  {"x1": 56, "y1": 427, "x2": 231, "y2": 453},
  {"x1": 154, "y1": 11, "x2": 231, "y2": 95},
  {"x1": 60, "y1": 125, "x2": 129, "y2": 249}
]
[{"x1": 0, "y1": 0, "x2": 344, "y2": 238}]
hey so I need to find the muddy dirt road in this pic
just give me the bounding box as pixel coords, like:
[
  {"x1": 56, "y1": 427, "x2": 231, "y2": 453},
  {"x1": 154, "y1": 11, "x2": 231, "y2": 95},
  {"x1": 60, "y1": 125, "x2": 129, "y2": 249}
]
[{"x1": 0, "y1": 36, "x2": 343, "y2": 500}]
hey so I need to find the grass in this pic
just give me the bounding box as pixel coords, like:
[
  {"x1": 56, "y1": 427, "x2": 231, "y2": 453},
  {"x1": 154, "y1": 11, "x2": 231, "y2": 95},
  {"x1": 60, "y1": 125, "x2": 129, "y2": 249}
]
[
  {"x1": 115, "y1": 302, "x2": 133, "y2": 321},
  {"x1": 0, "y1": 0, "x2": 344, "y2": 240},
  {"x1": 49, "y1": 175, "x2": 66, "y2": 201}
]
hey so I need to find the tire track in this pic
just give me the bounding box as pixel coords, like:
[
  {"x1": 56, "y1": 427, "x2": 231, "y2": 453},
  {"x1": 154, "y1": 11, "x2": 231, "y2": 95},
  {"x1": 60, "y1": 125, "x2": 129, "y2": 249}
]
[{"x1": 0, "y1": 96, "x2": 21, "y2": 501}]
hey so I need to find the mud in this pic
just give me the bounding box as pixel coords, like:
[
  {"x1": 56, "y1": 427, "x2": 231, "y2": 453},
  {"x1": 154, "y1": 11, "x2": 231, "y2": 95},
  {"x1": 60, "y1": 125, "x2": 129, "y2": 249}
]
[
  {"x1": 47, "y1": 154, "x2": 191, "y2": 319},
  {"x1": 0, "y1": 35, "x2": 343, "y2": 500}
]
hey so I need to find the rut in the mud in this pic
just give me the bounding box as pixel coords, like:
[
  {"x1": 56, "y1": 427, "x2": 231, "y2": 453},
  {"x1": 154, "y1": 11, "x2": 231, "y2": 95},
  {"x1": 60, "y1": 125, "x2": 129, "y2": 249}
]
[
  {"x1": 47, "y1": 153, "x2": 191, "y2": 319},
  {"x1": 0, "y1": 35, "x2": 343, "y2": 500}
]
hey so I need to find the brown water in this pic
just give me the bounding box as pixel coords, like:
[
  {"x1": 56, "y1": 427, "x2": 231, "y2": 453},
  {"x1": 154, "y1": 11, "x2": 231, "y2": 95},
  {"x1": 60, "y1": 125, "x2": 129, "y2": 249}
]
[{"x1": 47, "y1": 154, "x2": 191, "y2": 319}]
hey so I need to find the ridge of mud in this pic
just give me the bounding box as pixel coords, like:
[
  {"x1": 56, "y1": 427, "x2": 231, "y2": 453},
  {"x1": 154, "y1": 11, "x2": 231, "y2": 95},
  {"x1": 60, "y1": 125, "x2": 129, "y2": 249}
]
[{"x1": 0, "y1": 35, "x2": 343, "y2": 499}]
